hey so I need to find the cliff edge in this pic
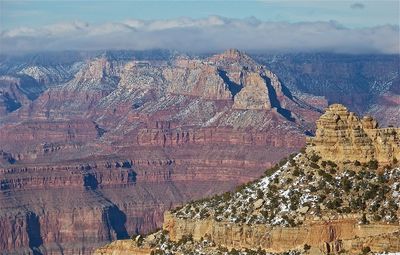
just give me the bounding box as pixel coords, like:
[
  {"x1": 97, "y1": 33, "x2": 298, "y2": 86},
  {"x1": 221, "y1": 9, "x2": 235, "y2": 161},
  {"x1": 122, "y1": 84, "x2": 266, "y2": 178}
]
[{"x1": 95, "y1": 105, "x2": 400, "y2": 255}]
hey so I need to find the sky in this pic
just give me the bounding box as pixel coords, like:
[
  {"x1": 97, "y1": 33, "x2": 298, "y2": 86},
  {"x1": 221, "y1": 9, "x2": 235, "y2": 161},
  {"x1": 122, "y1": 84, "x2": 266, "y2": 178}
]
[{"x1": 0, "y1": 0, "x2": 399, "y2": 54}]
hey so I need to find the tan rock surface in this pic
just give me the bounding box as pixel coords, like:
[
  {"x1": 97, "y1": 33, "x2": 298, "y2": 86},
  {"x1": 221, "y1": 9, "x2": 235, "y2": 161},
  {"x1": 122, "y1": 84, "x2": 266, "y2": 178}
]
[
  {"x1": 232, "y1": 72, "x2": 271, "y2": 110},
  {"x1": 163, "y1": 212, "x2": 400, "y2": 254},
  {"x1": 94, "y1": 240, "x2": 152, "y2": 255},
  {"x1": 307, "y1": 104, "x2": 400, "y2": 165}
]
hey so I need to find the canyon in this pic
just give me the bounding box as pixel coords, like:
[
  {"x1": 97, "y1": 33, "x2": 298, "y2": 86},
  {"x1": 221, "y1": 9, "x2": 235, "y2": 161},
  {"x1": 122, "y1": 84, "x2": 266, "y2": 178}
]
[
  {"x1": 0, "y1": 49, "x2": 399, "y2": 254},
  {"x1": 95, "y1": 104, "x2": 400, "y2": 255},
  {"x1": 0, "y1": 49, "x2": 317, "y2": 254}
]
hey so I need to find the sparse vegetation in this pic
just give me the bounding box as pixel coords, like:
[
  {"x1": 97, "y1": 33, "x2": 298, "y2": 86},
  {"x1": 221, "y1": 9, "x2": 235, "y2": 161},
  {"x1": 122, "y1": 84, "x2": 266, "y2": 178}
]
[
  {"x1": 361, "y1": 246, "x2": 371, "y2": 254},
  {"x1": 172, "y1": 152, "x2": 400, "y2": 228},
  {"x1": 367, "y1": 159, "x2": 378, "y2": 170}
]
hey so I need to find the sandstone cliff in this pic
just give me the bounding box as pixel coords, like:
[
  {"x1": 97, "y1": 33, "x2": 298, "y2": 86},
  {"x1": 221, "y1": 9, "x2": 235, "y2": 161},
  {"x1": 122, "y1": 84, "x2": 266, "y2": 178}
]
[
  {"x1": 307, "y1": 104, "x2": 400, "y2": 165},
  {"x1": 162, "y1": 213, "x2": 399, "y2": 254}
]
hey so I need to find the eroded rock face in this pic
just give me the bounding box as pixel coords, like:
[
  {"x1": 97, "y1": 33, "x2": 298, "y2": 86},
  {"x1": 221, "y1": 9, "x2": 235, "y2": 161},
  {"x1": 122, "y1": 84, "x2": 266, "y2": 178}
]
[
  {"x1": 162, "y1": 213, "x2": 400, "y2": 254},
  {"x1": 0, "y1": 75, "x2": 44, "y2": 114},
  {"x1": 93, "y1": 104, "x2": 400, "y2": 255},
  {"x1": 232, "y1": 72, "x2": 271, "y2": 110},
  {"x1": 94, "y1": 240, "x2": 152, "y2": 255},
  {"x1": 0, "y1": 159, "x2": 250, "y2": 254},
  {"x1": 307, "y1": 104, "x2": 400, "y2": 165},
  {"x1": 164, "y1": 62, "x2": 232, "y2": 100},
  {"x1": 0, "y1": 50, "x2": 322, "y2": 254}
]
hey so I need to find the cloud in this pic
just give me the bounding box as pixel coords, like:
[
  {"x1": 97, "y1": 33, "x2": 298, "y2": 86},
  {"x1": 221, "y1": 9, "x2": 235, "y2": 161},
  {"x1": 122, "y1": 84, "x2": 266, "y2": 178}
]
[
  {"x1": 350, "y1": 3, "x2": 365, "y2": 9},
  {"x1": 1, "y1": 16, "x2": 399, "y2": 54}
]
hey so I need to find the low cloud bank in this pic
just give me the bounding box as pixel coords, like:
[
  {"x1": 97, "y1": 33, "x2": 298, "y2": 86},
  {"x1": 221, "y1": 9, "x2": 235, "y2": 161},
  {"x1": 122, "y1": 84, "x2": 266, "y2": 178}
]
[{"x1": 1, "y1": 16, "x2": 399, "y2": 54}]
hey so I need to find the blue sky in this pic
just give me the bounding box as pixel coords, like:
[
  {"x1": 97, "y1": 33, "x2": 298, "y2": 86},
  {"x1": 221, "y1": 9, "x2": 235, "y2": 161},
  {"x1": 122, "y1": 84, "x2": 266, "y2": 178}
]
[{"x1": 1, "y1": 0, "x2": 399, "y2": 30}]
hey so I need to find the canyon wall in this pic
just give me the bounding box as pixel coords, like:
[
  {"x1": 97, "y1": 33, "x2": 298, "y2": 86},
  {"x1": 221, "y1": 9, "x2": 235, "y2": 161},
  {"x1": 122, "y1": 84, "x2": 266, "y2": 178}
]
[
  {"x1": 163, "y1": 212, "x2": 400, "y2": 254},
  {"x1": 0, "y1": 49, "x2": 318, "y2": 254}
]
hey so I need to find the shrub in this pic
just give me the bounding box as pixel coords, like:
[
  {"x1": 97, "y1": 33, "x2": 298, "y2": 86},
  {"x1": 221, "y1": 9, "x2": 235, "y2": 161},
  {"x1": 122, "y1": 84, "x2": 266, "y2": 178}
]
[
  {"x1": 329, "y1": 168, "x2": 337, "y2": 175},
  {"x1": 222, "y1": 192, "x2": 231, "y2": 201},
  {"x1": 341, "y1": 178, "x2": 352, "y2": 192},
  {"x1": 256, "y1": 189, "x2": 264, "y2": 199},
  {"x1": 235, "y1": 184, "x2": 247, "y2": 193},
  {"x1": 360, "y1": 213, "x2": 369, "y2": 225},
  {"x1": 256, "y1": 247, "x2": 267, "y2": 255},
  {"x1": 279, "y1": 157, "x2": 288, "y2": 166},
  {"x1": 354, "y1": 160, "x2": 361, "y2": 166},
  {"x1": 377, "y1": 173, "x2": 387, "y2": 183},
  {"x1": 393, "y1": 157, "x2": 398, "y2": 165},
  {"x1": 218, "y1": 245, "x2": 228, "y2": 252},
  {"x1": 293, "y1": 167, "x2": 301, "y2": 177},
  {"x1": 229, "y1": 248, "x2": 240, "y2": 255},
  {"x1": 326, "y1": 160, "x2": 337, "y2": 168},
  {"x1": 136, "y1": 235, "x2": 144, "y2": 247},
  {"x1": 310, "y1": 162, "x2": 320, "y2": 169},
  {"x1": 346, "y1": 169, "x2": 356, "y2": 177},
  {"x1": 304, "y1": 244, "x2": 311, "y2": 251},
  {"x1": 372, "y1": 213, "x2": 382, "y2": 221},
  {"x1": 310, "y1": 154, "x2": 321, "y2": 162},
  {"x1": 367, "y1": 160, "x2": 378, "y2": 170},
  {"x1": 322, "y1": 172, "x2": 333, "y2": 183},
  {"x1": 177, "y1": 234, "x2": 193, "y2": 246},
  {"x1": 361, "y1": 246, "x2": 371, "y2": 254},
  {"x1": 342, "y1": 207, "x2": 351, "y2": 213}
]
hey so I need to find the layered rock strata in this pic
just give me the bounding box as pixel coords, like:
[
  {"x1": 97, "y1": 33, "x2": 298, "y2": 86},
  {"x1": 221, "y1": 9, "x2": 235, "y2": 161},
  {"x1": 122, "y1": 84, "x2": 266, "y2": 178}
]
[
  {"x1": 307, "y1": 104, "x2": 400, "y2": 165},
  {"x1": 0, "y1": 50, "x2": 321, "y2": 254},
  {"x1": 95, "y1": 104, "x2": 400, "y2": 255},
  {"x1": 162, "y1": 213, "x2": 400, "y2": 254}
]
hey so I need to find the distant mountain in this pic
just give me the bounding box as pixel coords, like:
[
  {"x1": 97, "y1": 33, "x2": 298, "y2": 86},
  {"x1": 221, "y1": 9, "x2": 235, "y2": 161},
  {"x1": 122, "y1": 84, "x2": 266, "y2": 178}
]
[
  {"x1": 253, "y1": 53, "x2": 399, "y2": 125},
  {"x1": 1, "y1": 51, "x2": 398, "y2": 125}
]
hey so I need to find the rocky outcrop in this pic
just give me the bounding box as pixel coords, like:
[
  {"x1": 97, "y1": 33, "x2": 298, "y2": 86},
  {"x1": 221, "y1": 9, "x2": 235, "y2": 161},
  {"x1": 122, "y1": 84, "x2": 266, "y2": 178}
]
[
  {"x1": 163, "y1": 212, "x2": 400, "y2": 254},
  {"x1": 255, "y1": 53, "x2": 400, "y2": 125},
  {"x1": 70, "y1": 57, "x2": 120, "y2": 91},
  {"x1": 94, "y1": 103, "x2": 400, "y2": 255},
  {"x1": 307, "y1": 104, "x2": 400, "y2": 165},
  {"x1": 94, "y1": 240, "x2": 152, "y2": 255},
  {"x1": 164, "y1": 62, "x2": 232, "y2": 100},
  {"x1": 0, "y1": 75, "x2": 44, "y2": 114},
  {"x1": 232, "y1": 72, "x2": 271, "y2": 110}
]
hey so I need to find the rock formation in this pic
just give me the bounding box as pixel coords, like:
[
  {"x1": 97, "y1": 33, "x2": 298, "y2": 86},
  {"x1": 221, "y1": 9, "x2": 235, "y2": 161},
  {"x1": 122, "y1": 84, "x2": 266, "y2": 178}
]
[
  {"x1": 254, "y1": 53, "x2": 400, "y2": 126},
  {"x1": 0, "y1": 50, "x2": 322, "y2": 254},
  {"x1": 160, "y1": 213, "x2": 399, "y2": 254},
  {"x1": 307, "y1": 104, "x2": 400, "y2": 165},
  {"x1": 95, "y1": 104, "x2": 400, "y2": 255},
  {"x1": 232, "y1": 72, "x2": 271, "y2": 110},
  {"x1": 1, "y1": 48, "x2": 396, "y2": 254}
]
